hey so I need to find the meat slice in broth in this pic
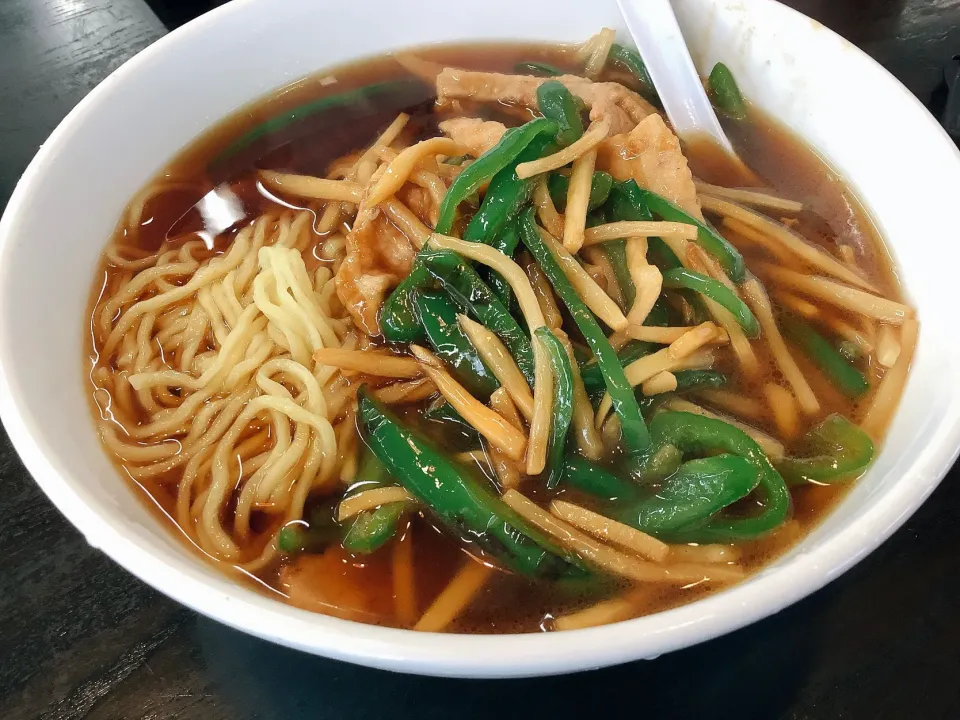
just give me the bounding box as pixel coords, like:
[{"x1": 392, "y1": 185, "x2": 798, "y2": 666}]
[{"x1": 598, "y1": 113, "x2": 703, "y2": 219}]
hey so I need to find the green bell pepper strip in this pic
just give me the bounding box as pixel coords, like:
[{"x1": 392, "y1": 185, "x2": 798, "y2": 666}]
[
  {"x1": 463, "y1": 133, "x2": 556, "y2": 309},
  {"x1": 424, "y1": 399, "x2": 469, "y2": 427},
  {"x1": 661, "y1": 268, "x2": 759, "y2": 337},
  {"x1": 608, "y1": 44, "x2": 655, "y2": 95},
  {"x1": 606, "y1": 181, "x2": 682, "y2": 290},
  {"x1": 342, "y1": 503, "x2": 410, "y2": 554},
  {"x1": 423, "y1": 400, "x2": 483, "y2": 448},
  {"x1": 278, "y1": 523, "x2": 335, "y2": 554},
  {"x1": 644, "y1": 297, "x2": 672, "y2": 327},
  {"x1": 515, "y1": 61, "x2": 564, "y2": 77},
  {"x1": 535, "y1": 328, "x2": 575, "y2": 489},
  {"x1": 618, "y1": 454, "x2": 762, "y2": 539},
  {"x1": 443, "y1": 154, "x2": 470, "y2": 166},
  {"x1": 600, "y1": 184, "x2": 641, "y2": 307},
  {"x1": 358, "y1": 389, "x2": 589, "y2": 579},
  {"x1": 464, "y1": 133, "x2": 556, "y2": 245},
  {"x1": 631, "y1": 443, "x2": 684, "y2": 484},
  {"x1": 415, "y1": 290, "x2": 500, "y2": 398},
  {"x1": 586, "y1": 209, "x2": 609, "y2": 228},
  {"x1": 422, "y1": 248, "x2": 535, "y2": 384},
  {"x1": 673, "y1": 369, "x2": 726, "y2": 392},
  {"x1": 777, "y1": 414, "x2": 874, "y2": 486},
  {"x1": 645, "y1": 411, "x2": 791, "y2": 540},
  {"x1": 537, "y1": 80, "x2": 585, "y2": 148},
  {"x1": 520, "y1": 207, "x2": 652, "y2": 455},
  {"x1": 781, "y1": 315, "x2": 869, "y2": 398},
  {"x1": 547, "y1": 171, "x2": 614, "y2": 213},
  {"x1": 580, "y1": 340, "x2": 654, "y2": 397},
  {"x1": 211, "y1": 79, "x2": 426, "y2": 171},
  {"x1": 435, "y1": 117, "x2": 558, "y2": 235},
  {"x1": 380, "y1": 260, "x2": 433, "y2": 343},
  {"x1": 602, "y1": 239, "x2": 634, "y2": 310},
  {"x1": 381, "y1": 246, "x2": 536, "y2": 385},
  {"x1": 561, "y1": 455, "x2": 644, "y2": 503},
  {"x1": 628, "y1": 184, "x2": 746, "y2": 283},
  {"x1": 488, "y1": 220, "x2": 522, "y2": 307},
  {"x1": 608, "y1": 179, "x2": 654, "y2": 222},
  {"x1": 382, "y1": 126, "x2": 557, "y2": 340},
  {"x1": 340, "y1": 450, "x2": 409, "y2": 554},
  {"x1": 838, "y1": 340, "x2": 861, "y2": 362},
  {"x1": 708, "y1": 62, "x2": 748, "y2": 121}
]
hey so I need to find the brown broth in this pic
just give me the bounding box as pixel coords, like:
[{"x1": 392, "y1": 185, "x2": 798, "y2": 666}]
[{"x1": 86, "y1": 42, "x2": 906, "y2": 633}]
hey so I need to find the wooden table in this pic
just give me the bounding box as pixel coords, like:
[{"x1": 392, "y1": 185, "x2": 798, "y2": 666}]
[{"x1": 1, "y1": 1, "x2": 958, "y2": 717}]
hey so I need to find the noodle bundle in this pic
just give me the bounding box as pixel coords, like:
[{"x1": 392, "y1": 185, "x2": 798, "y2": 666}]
[{"x1": 92, "y1": 209, "x2": 353, "y2": 568}]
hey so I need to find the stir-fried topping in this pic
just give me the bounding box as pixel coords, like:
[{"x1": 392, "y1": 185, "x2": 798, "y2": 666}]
[{"x1": 93, "y1": 27, "x2": 919, "y2": 634}]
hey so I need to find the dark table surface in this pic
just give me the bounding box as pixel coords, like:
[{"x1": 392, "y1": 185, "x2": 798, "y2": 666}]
[{"x1": 1, "y1": 1, "x2": 958, "y2": 718}]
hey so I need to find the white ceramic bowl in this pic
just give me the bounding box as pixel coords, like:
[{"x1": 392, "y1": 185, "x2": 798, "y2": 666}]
[{"x1": 1, "y1": 0, "x2": 959, "y2": 678}]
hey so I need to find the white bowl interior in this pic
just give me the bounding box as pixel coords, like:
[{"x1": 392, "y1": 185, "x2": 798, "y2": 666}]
[{"x1": 1, "y1": 0, "x2": 959, "y2": 678}]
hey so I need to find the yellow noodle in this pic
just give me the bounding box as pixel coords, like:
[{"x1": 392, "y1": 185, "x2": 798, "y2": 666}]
[
  {"x1": 774, "y1": 290, "x2": 819, "y2": 318},
  {"x1": 382, "y1": 198, "x2": 432, "y2": 249},
  {"x1": 554, "y1": 587, "x2": 653, "y2": 631},
  {"x1": 372, "y1": 377, "x2": 438, "y2": 404},
  {"x1": 720, "y1": 217, "x2": 796, "y2": 265},
  {"x1": 427, "y1": 234, "x2": 553, "y2": 475},
  {"x1": 742, "y1": 278, "x2": 820, "y2": 415},
  {"x1": 583, "y1": 221, "x2": 698, "y2": 245},
  {"x1": 696, "y1": 388, "x2": 767, "y2": 422},
  {"x1": 516, "y1": 117, "x2": 612, "y2": 179},
  {"x1": 624, "y1": 237, "x2": 662, "y2": 325},
  {"x1": 664, "y1": 397, "x2": 785, "y2": 460},
  {"x1": 562, "y1": 148, "x2": 597, "y2": 252},
  {"x1": 862, "y1": 318, "x2": 919, "y2": 437},
  {"x1": 625, "y1": 323, "x2": 725, "y2": 345},
  {"x1": 366, "y1": 137, "x2": 459, "y2": 207},
  {"x1": 312, "y1": 348, "x2": 421, "y2": 378},
  {"x1": 695, "y1": 182, "x2": 803, "y2": 212},
  {"x1": 414, "y1": 559, "x2": 493, "y2": 632},
  {"x1": 701, "y1": 195, "x2": 878, "y2": 291},
  {"x1": 259, "y1": 171, "x2": 363, "y2": 203},
  {"x1": 876, "y1": 324, "x2": 901, "y2": 368},
  {"x1": 763, "y1": 382, "x2": 800, "y2": 440},
  {"x1": 504, "y1": 491, "x2": 744, "y2": 584},
  {"x1": 659, "y1": 235, "x2": 760, "y2": 379},
  {"x1": 555, "y1": 331, "x2": 604, "y2": 461},
  {"x1": 337, "y1": 487, "x2": 415, "y2": 521},
  {"x1": 537, "y1": 226, "x2": 627, "y2": 330},
  {"x1": 582, "y1": 27, "x2": 616, "y2": 78},
  {"x1": 668, "y1": 544, "x2": 742, "y2": 564},
  {"x1": 393, "y1": 523, "x2": 417, "y2": 626},
  {"x1": 411, "y1": 345, "x2": 528, "y2": 462},
  {"x1": 642, "y1": 371, "x2": 677, "y2": 396},
  {"x1": 490, "y1": 387, "x2": 524, "y2": 431},
  {"x1": 458, "y1": 315, "x2": 534, "y2": 421},
  {"x1": 532, "y1": 179, "x2": 566, "y2": 238},
  {"x1": 524, "y1": 256, "x2": 564, "y2": 330},
  {"x1": 96, "y1": 216, "x2": 349, "y2": 563},
  {"x1": 551, "y1": 500, "x2": 669, "y2": 561}
]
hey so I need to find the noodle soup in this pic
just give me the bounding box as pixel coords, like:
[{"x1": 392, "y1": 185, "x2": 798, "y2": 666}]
[{"x1": 86, "y1": 33, "x2": 916, "y2": 633}]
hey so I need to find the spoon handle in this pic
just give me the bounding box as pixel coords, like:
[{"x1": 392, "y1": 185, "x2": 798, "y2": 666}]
[{"x1": 616, "y1": 0, "x2": 733, "y2": 152}]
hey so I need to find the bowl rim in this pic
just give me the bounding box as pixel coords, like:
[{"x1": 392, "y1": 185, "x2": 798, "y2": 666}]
[{"x1": 2, "y1": 0, "x2": 960, "y2": 678}]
